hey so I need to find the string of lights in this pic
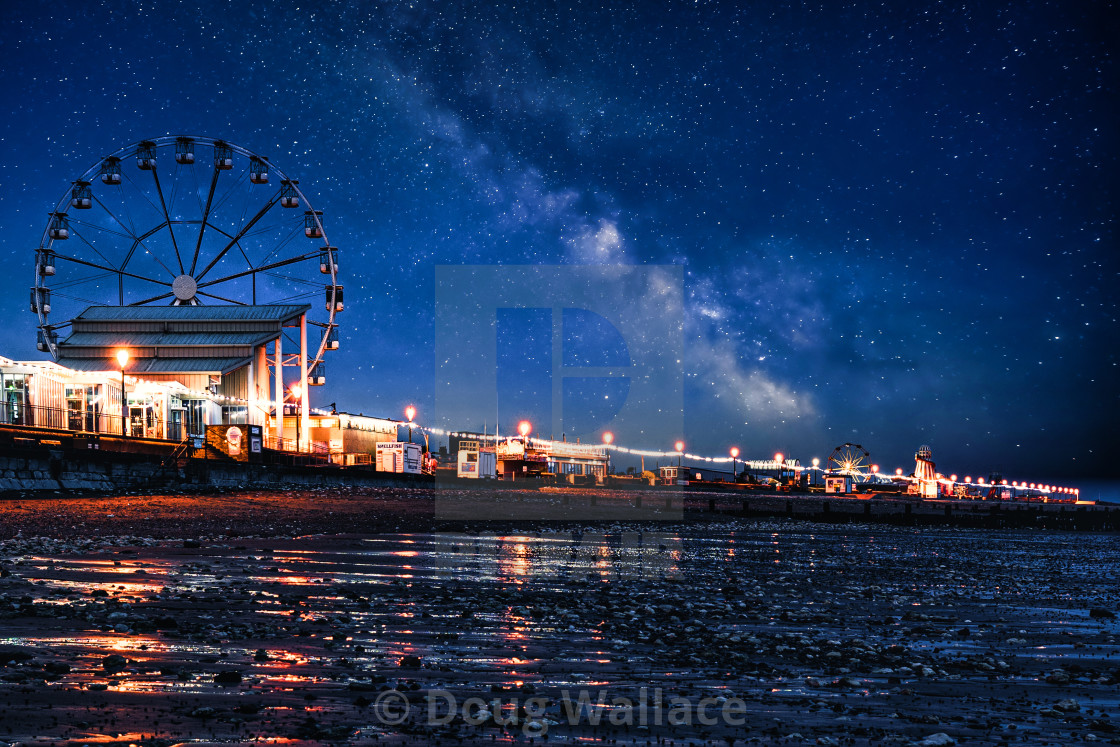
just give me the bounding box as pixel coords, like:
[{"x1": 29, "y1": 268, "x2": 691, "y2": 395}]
[{"x1": 406, "y1": 419, "x2": 1079, "y2": 496}]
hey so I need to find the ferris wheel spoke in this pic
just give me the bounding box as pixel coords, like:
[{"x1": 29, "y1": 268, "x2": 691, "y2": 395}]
[
  {"x1": 194, "y1": 193, "x2": 281, "y2": 282},
  {"x1": 149, "y1": 167, "x2": 185, "y2": 275},
  {"x1": 189, "y1": 165, "x2": 222, "y2": 276},
  {"x1": 256, "y1": 228, "x2": 304, "y2": 271},
  {"x1": 50, "y1": 270, "x2": 118, "y2": 290},
  {"x1": 128, "y1": 291, "x2": 176, "y2": 306},
  {"x1": 90, "y1": 192, "x2": 143, "y2": 249},
  {"x1": 51, "y1": 290, "x2": 112, "y2": 307},
  {"x1": 121, "y1": 169, "x2": 168, "y2": 223},
  {"x1": 196, "y1": 249, "x2": 314, "y2": 289},
  {"x1": 67, "y1": 226, "x2": 126, "y2": 273},
  {"x1": 200, "y1": 221, "x2": 236, "y2": 242},
  {"x1": 263, "y1": 271, "x2": 324, "y2": 289},
  {"x1": 121, "y1": 225, "x2": 180, "y2": 281},
  {"x1": 270, "y1": 289, "x2": 320, "y2": 304},
  {"x1": 69, "y1": 217, "x2": 133, "y2": 242},
  {"x1": 51, "y1": 251, "x2": 171, "y2": 288},
  {"x1": 257, "y1": 224, "x2": 304, "y2": 267},
  {"x1": 207, "y1": 169, "x2": 250, "y2": 224},
  {"x1": 199, "y1": 257, "x2": 313, "y2": 291},
  {"x1": 196, "y1": 290, "x2": 247, "y2": 305}
]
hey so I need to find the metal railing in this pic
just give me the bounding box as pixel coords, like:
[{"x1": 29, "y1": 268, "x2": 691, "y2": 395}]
[{"x1": 0, "y1": 401, "x2": 184, "y2": 440}]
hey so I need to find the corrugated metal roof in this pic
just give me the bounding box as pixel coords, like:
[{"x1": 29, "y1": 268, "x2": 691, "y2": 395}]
[
  {"x1": 74, "y1": 304, "x2": 310, "y2": 323},
  {"x1": 144, "y1": 357, "x2": 250, "y2": 374},
  {"x1": 62, "y1": 331, "x2": 274, "y2": 347},
  {"x1": 59, "y1": 356, "x2": 251, "y2": 375}
]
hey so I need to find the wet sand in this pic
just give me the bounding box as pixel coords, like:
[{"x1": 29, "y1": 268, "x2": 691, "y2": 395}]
[{"x1": 0, "y1": 487, "x2": 1118, "y2": 746}]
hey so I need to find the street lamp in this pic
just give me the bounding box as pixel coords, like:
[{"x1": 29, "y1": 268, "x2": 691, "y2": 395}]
[
  {"x1": 405, "y1": 404, "x2": 416, "y2": 444},
  {"x1": 774, "y1": 452, "x2": 784, "y2": 484},
  {"x1": 730, "y1": 446, "x2": 739, "y2": 482},
  {"x1": 290, "y1": 384, "x2": 303, "y2": 452},
  {"x1": 675, "y1": 440, "x2": 684, "y2": 477},
  {"x1": 518, "y1": 420, "x2": 532, "y2": 443},
  {"x1": 115, "y1": 349, "x2": 129, "y2": 437}
]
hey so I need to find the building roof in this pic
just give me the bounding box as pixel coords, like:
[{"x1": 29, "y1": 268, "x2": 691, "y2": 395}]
[
  {"x1": 71, "y1": 304, "x2": 311, "y2": 324},
  {"x1": 62, "y1": 331, "x2": 278, "y2": 348},
  {"x1": 61, "y1": 356, "x2": 250, "y2": 375}
]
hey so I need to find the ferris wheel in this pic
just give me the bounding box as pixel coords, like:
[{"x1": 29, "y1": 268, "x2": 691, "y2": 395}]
[
  {"x1": 828, "y1": 442, "x2": 871, "y2": 481},
  {"x1": 31, "y1": 136, "x2": 341, "y2": 376}
]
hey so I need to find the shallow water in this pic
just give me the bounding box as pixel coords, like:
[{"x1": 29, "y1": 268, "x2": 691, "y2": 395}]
[{"x1": 1, "y1": 523, "x2": 1118, "y2": 744}]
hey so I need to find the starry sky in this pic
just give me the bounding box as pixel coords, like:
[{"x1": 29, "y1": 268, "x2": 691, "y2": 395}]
[{"x1": 0, "y1": 1, "x2": 1115, "y2": 481}]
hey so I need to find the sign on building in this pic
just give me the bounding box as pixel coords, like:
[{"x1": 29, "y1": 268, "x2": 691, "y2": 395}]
[{"x1": 376, "y1": 442, "x2": 422, "y2": 474}]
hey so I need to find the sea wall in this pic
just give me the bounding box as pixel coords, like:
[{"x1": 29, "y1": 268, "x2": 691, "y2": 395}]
[{"x1": 0, "y1": 444, "x2": 431, "y2": 496}]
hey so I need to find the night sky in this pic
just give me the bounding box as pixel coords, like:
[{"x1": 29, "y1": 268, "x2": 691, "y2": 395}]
[{"x1": 0, "y1": 1, "x2": 1115, "y2": 481}]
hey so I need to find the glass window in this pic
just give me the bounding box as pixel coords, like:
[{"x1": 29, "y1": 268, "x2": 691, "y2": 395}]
[
  {"x1": 183, "y1": 399, "x2": 207, "y2": 437},
  {"x1": 221, "y1": 405, "x2": 247, "y2": 424}
]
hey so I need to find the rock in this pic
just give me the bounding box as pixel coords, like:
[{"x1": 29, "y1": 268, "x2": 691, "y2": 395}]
[
  {"x1": 214, "y1": 670, "x2": 242, "y2": 685},
  {"x1": 1089, "y1": 607, "x2": 1116, "y2": 620},
  {"x1": 101, "y1": 654, "x2": 127, "y2": 673},
  {"x1": 1046, "y1": 669, "x2": 1071, "y2": 685},
  {"x1": 917, "y1": 734, "x2": 957, "y2": 746},
  {"x1": 1054, "y1": 699, "x2": 1080, "y2": 712}
]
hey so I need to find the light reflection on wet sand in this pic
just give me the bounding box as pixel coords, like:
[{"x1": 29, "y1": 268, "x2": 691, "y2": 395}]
[{"x1": 0, "y1": 524, "x2": 1116, "y2": 743}]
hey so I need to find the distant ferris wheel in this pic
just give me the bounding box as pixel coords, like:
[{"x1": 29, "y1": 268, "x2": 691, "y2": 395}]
[
  {"x1": 32, "y1": 136, "x2": 342, "y2": 372},
  {"x1": 828, "y1": 442, "x2": 871, "y2": 481}
]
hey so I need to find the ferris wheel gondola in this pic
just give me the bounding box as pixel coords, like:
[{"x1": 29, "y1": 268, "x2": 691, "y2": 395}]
[{"x1": 32, "y1": 136, "x2": 341, "y2": 379}]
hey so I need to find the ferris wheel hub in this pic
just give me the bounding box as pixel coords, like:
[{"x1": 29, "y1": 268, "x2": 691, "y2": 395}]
[{"x1": 172, "y1": 274, "x2": 198, "y2": 302}]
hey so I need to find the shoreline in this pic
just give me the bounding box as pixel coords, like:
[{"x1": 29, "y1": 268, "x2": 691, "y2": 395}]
[{"x1": 0, "y1": 485, "x2": 1117, "y2": 540}]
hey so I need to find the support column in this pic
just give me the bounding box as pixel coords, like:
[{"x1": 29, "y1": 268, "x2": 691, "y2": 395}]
[
  {"x1": 254, "y1": 345, "x2": 268, "y2": 428},
  {"x1": 300, "y1": 314, "x2": 310, "y2": 452},
  {"x1": 274, "y1": 336, "x2": 284, "y2": 446}
]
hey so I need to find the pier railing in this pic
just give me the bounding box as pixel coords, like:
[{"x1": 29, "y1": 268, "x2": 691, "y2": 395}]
[
  {"x1": 0, "y1": 402, "x2": 185, "y2": 440},
  {"x1": 1, "y1": 402, "x2": 122, "y2": 435}
]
